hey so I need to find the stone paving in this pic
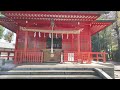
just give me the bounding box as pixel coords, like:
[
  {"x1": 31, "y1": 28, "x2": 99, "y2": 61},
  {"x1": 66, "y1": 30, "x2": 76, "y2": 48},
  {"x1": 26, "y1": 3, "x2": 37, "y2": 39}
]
[
  {"x1": 107, "y1": 61, "x2": 120, "y2": 79},
  {"x1": 0, "y1": 60, "x2": 16, "y2": 71},
  {"x1": 0, "y1": 60, "x2": 119, "y2": 79}
]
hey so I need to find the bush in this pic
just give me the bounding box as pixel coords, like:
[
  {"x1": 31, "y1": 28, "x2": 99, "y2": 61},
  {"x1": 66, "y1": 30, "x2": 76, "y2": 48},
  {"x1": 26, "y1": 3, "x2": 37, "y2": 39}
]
[{"x1": 113, "y1": 50, "x2": 120, "y2": 62}]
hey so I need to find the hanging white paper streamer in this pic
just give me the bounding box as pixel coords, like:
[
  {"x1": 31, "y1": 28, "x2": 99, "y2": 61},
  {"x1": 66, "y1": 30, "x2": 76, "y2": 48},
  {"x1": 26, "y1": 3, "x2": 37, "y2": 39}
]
[
  {"x1": 49, "y1": 33, "x2": 51, "y2": 38},
  {"x1": 56, "y1": 33, "x2": 57, "y2": 38},
  {"x1": 44, "y1": 33, "x2": 46, "y2": 38},
  {"x1": 34, "y1": 32, "x2": 36, "y2": 37},
  {"x1": 67, "y1": 33, "x2": 68, "y2": 39},
  {"x1": 39, "y1": 32, "x2": 41, "y2": 37},
  {"x1": 62, "y1": 34, "x2": 63, "y2": 39}
]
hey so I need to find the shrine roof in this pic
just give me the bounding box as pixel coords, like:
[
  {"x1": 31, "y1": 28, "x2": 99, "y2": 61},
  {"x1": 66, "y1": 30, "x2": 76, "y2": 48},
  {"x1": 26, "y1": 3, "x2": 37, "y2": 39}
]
[{"x1": 0, "y1": 11, "x2": 114, "y2": 35}]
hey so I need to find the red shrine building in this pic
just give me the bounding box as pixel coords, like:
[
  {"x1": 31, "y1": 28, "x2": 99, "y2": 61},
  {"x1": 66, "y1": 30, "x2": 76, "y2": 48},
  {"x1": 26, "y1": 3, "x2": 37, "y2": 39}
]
[{"x1": 0, "y1": 11, "x2": 114, "y2": 64}]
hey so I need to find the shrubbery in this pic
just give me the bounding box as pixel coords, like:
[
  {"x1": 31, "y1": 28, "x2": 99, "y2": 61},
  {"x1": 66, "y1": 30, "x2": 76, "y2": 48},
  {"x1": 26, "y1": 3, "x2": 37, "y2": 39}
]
[{"x1": 113, "y1": 50, "x2": 120, "y2": 62}]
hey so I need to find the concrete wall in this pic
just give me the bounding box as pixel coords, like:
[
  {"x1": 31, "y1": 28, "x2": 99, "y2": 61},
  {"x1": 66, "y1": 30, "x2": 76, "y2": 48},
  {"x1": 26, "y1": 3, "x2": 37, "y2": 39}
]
[{"x1": 102, "y1": 68, "x2": 114, "y2": 79}]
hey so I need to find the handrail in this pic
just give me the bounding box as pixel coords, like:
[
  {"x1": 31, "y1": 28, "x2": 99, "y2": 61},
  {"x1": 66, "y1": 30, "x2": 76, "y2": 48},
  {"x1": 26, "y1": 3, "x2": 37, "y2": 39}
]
[
  {"x1": 0, "y1": 50, "x2": 14, "y2": 60},
  {"x1": 79, "y1": 52, "x2": 107, "y2": 63},
  {"x1": 14, "y1": 51, "x2": 43, "y2": 64},
  {"x1": 63, "y1": 51, "x2": 107, "y2": 64}
]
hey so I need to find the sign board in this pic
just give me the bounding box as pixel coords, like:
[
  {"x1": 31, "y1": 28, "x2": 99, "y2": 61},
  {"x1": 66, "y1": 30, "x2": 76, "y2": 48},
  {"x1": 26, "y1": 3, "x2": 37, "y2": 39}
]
[{"x1": 68, "y1": 53, "x2": 74, "y2": 61}]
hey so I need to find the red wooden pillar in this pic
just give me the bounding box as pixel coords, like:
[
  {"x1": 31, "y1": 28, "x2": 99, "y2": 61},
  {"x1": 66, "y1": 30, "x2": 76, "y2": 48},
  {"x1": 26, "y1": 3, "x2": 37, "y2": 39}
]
[
  {"x1": 71, "y1": 34, "x2": 74, "y2": 50},
  {"x1": 44, "y1": 41, "x2": 46, "y2": 49},
  {"x1": 24, "y1": 31, "x2": 28, "y2": 51},
  {"x1": 103, "y1": 52, "x2": 106, "y2": 63},
  {"x1": 24, "y1": 31, "x2": 28, "y2": 63},
  {"x1": 97, "y1": 53, "x2": 98, "y2": 62},
  {"x1": 34, "y1": 32, "x2": 37, "y2": 51},
  {"x1": 77, "y1": 33, "x2": 80, "y2": 62},
  {"x1": 89, "y1": 25, "x2": 92, "y2": 52}
]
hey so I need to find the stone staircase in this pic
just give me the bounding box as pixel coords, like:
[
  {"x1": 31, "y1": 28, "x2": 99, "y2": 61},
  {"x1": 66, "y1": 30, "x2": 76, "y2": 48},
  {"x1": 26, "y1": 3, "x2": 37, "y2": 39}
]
[{"x1": 0, "y1": 66, "x2": 102, "y2": 79}]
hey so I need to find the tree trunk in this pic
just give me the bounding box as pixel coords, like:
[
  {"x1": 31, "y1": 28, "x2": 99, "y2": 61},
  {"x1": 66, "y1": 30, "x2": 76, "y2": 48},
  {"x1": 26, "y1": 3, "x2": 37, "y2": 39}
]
[
  {"x1": 115, "y1": 28, "x2": 120, "y2": 50},
  {"x1": 115, "y1": 11, "x2": 120, "y2": 51}
]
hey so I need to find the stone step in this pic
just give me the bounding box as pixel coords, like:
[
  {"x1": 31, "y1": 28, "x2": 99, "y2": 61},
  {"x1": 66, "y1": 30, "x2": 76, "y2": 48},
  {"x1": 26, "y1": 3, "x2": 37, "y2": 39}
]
[
  {"x1": 0, "y1": 75, "x2": 101, "y2": 79},
  {"x1": 13, "y1": 68, "x2": 93, "y2": 70},
  {"x1": 0, "y1": 70, "x2": 96, "y2": 75}
]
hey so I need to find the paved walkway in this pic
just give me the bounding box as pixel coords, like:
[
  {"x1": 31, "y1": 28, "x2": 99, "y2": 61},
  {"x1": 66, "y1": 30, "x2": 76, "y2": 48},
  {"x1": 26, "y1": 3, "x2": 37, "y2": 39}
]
[
  {"x1": 0, "y1": 60, "x2": 118, "y2": 79},
  {"x1": 15, "y1": 62, "x2": 113, "y2": 69}
]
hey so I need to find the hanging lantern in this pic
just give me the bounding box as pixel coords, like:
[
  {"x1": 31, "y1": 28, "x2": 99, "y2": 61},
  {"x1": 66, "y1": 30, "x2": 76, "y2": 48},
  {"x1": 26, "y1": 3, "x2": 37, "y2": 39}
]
[
  {"x1": 39, "y1": 32, "x2": 41, "y2": 38},
  {"x1": 62, "y1": 34, "x2": 63, "y2": 39},
  {"x1": 67, "y1": 33, "x2": 68, "y2": 39},
  {"x1": 34, "y1": 32, "x2": 36, "y2": 37}
]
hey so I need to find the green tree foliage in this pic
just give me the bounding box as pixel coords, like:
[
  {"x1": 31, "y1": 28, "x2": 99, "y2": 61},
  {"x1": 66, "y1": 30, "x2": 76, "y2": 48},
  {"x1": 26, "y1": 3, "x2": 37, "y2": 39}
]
[
  {"x1": 92, "y1": 11, "x2": 120, "y2": 61},
  {"x1": 4, "y1": 31, "x2": 14, "y2": 43},
  {"x1": 92, "y1": 33, "x2": 100, "y2": 52},
  {"x1": 0, "y1": 25, "x2": 4, "y2": 39},
  {"x1": 113, "y1": 11, "x2": 120, "y2": 61}
]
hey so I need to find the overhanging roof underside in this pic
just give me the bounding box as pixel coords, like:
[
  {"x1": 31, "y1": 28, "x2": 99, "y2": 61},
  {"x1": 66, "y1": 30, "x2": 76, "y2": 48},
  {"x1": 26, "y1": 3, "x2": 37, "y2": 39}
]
[
  {"x1": 0, "y1": 11, "x2": 113, "y2": 35},
  {"x1": 91, "y1": 20, "x2": 115, "y2": 35}
]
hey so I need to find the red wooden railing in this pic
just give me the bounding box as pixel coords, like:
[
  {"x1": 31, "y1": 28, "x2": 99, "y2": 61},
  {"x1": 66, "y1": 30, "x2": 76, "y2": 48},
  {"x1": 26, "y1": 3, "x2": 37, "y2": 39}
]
[
  {"x1": 91, "y1": 52, "x2": 107, "y2": 63},
  {"x1": 79, "y1": 52, "x2": 107, "y2": 63},
  {"x1": 63, "y1": 51, "x2": 107, "y2": 64},
  {"x1": 14, "y1": 51, "x2": 43, "y2": 64},
  {"x1": 13, "y1": 50, "x2": 107, "y2": 64},
  {"x1": 0, "y1": 50, "x2": 14, "y2": 60}
]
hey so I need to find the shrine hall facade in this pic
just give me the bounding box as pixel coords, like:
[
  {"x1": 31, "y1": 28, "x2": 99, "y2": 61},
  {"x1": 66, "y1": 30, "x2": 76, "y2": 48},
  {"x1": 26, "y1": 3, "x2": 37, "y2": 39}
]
[{"x1": 0, "y1": 11, "x2": 114, "y2": 64}]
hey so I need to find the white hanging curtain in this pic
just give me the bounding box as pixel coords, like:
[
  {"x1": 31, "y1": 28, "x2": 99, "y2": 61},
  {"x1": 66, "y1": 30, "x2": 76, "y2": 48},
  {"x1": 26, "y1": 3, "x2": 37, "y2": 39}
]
[{"x1": 34, "y1": 32, "x2": 36, "y2": 37}]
